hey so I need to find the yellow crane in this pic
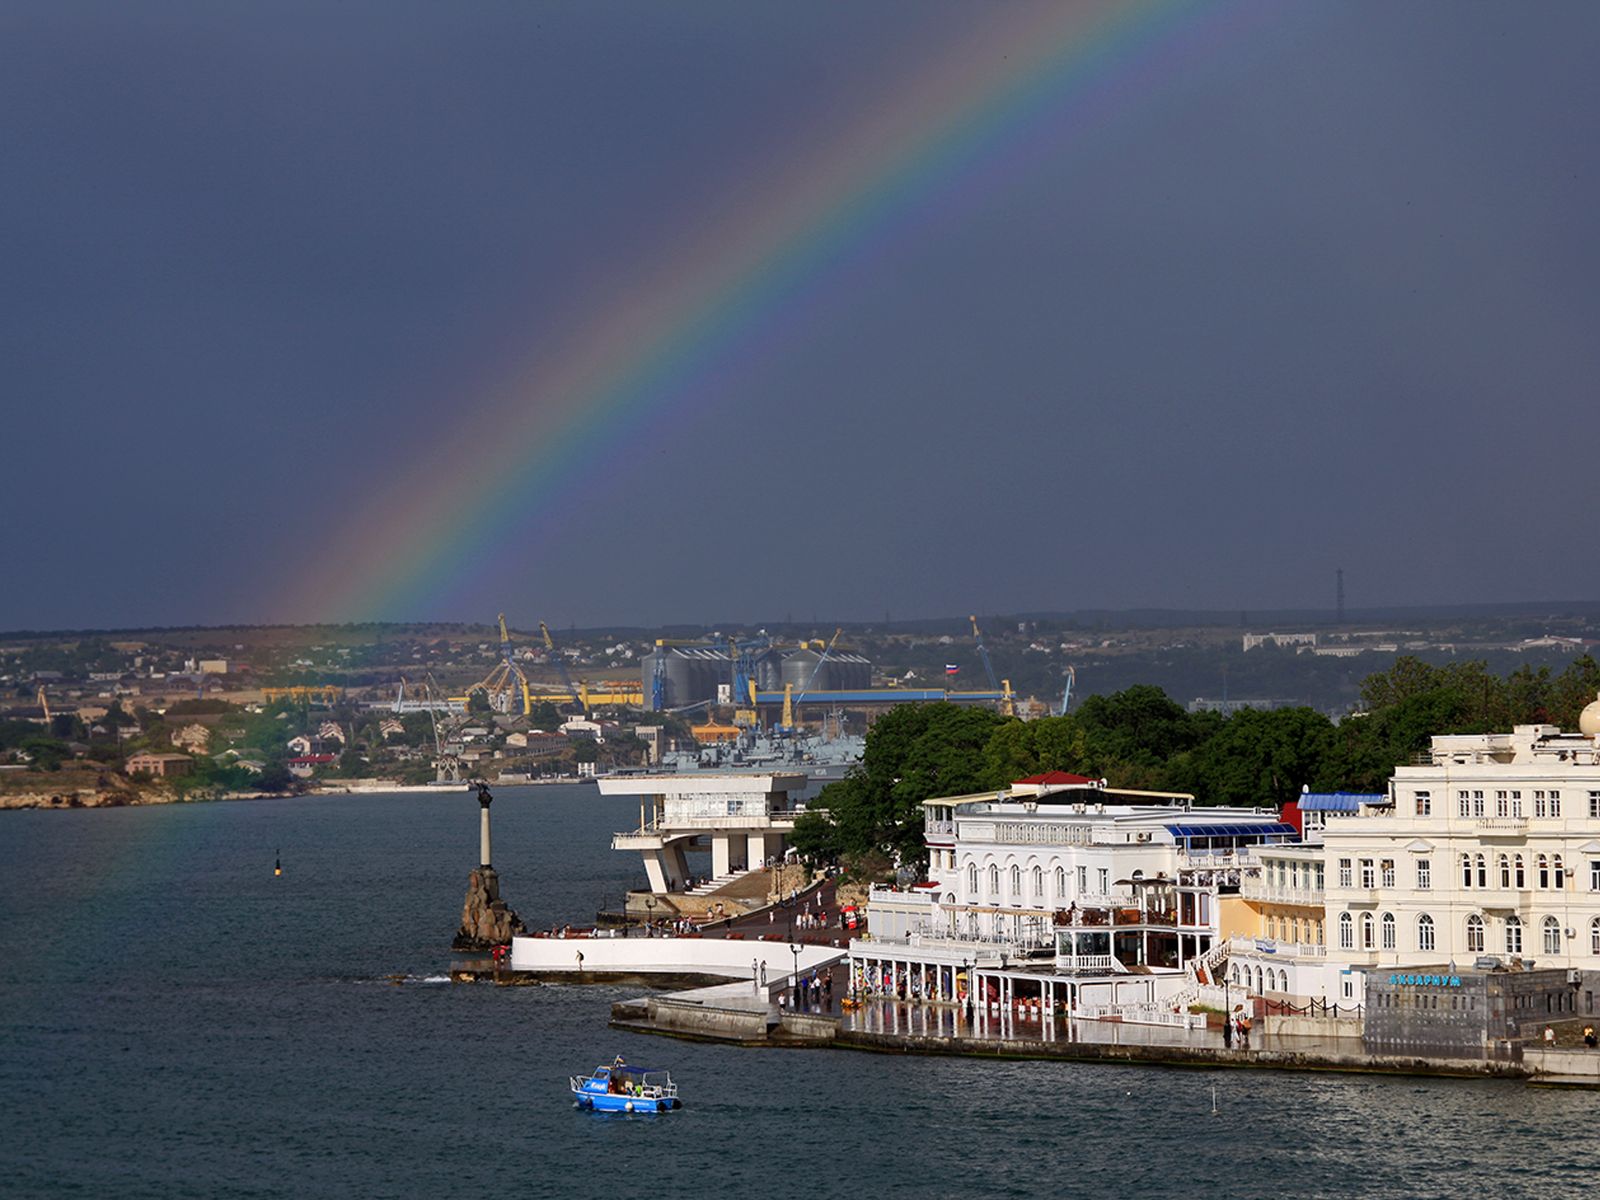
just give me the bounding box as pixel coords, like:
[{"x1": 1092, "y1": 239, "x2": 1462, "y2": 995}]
[
  {"x1": 468, "y1": 613, "x2": 535, "y2": 715},
  {"x1": 37, "y1": 686, "x2": 51, "y2": 724}
]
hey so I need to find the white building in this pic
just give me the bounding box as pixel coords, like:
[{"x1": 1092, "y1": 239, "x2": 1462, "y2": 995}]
[
  {"x1": 599, "y1": 772, "x2": 806, "y2": 893},
  {"x1": 1319, "y1": 721, "x2": 1600, "y2": 1005},
  {"x1": 853, "y1": 772, "x2": 1297, "y2": 1018}
]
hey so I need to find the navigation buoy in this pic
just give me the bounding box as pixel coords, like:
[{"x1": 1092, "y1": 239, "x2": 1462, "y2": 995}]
[{"x1": 274, "y1": 849, "x2": 282, "y2": 878}]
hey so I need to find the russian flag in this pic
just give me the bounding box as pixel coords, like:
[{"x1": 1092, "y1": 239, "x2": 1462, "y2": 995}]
[{"x1": 944, "y1": 664, "x2": 960, "y2": 675}]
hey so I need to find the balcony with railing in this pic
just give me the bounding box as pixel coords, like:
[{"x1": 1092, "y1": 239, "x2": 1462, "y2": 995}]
[
  {"x1": 1239, "y1": 879, "x2": 1325, "y2": 906},
  {"x1": 1229, "y1": 936, "x2": 1327, "y2": 959},
  {"x1": 1476, "y1": 817, "x2": 1529, "y2": 835}
]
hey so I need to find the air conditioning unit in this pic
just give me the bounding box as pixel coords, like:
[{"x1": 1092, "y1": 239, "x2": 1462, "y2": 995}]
[{"x1": 1568, "y1": 969, "x2": 1583, "y2": 985}]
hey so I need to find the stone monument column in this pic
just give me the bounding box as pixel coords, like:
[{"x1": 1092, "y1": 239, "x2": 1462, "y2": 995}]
[
  {"x1": 479, "y1": 780, "x2": 493, "y2": 867},
  {"x1": 452, "y1": 779, "x2": 525, "y2": 951}
]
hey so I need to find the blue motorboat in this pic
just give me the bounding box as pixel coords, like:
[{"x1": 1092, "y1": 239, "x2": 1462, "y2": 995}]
[{"x1": 570, "y1": 1059, "x2": 681, "y2": 1113}]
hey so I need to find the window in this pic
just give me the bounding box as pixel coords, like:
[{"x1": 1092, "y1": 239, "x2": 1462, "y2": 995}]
[
  {"x1": 988, "y1": 865, "x2": 1000, "y2": 895},
  {"x1": 1417, "y1": 858, "x2": 1431, "y2": 890},
  {"x1": 1515, "y1": 854, "x2": 1525, "y2": 890},
  {"x1": 1534, "y1": 790, "x2": 1560, "y2": 818},
  {"x1": 1499, "y1": 854, "x2": 1511, "y2": 889},
  {"x1": 1418, "y1": 914, "x2": 1436, "y2": 952},
  {"x1": 1339, "y1": 858, "x2": 1353, "y2": 888},
  {"x1": 1055, "y1": 866, "x2": 1066, "y2": 899},
  {"x1": 1592, "y1": 916, "x2": 1600, "y2": 955},
  {"x1": 1457, "y1": 790, "x2": 1470, "y2": 818},
  {"x1": 1591, "y1": 860, "x2": 1600, "y2": 892},
  {"x1": 1268, "y1": 916, "x2": 1278, "y2": 940},
  {"x1": 1549, "y1": 791, "x2": 1562, "y2": 817},
  {"x1": 1506, "y1": 915, "x2": 1523, "y2": 956},
  {"x1": 1361, "y1": 912, "x2": 1375, "y2": 950},
  {"x1": 1098, "y1": 867, "x2": 1109, "y2": 894},
  {"x1": 1290, "y1": 862, "x2": 1301, "y2": 889},
  {"x1": 1511, "y1": 790, "x2": 1523, "y2": 817},
  {"x1": 1359, "y1": 859, "x2": 1375, "y2": 889},
  {"x1": 1010, "y1": 865, "x2": 1021, "y2": 897},
  {"x1": 1077, "y1": 865, "x2": 1087, "y2": 893},
  {"x1": 1590, "y1": 791, "x2": 1600, "y2": 819},
  {"x1": 1467, "y1": 914, "x2": 1484, "y2": 954},
  {"x1": 1339, "y1": 913, "x2": 1353, "y2": 949},
  {"x1": 1380, "y1": 859, "x2": 1395, "y2": 888},
  {"x1": 1415, "y1": 790, "x2": 1431, "y2": 817},
  {"x1": 967, "y1": 863, "x2": 978, "y2": 895},
  {"x1": 1538, "y1": 854, "x2": 1550, "y2": 889},
  {"x1": 1031, "y1": 866, "x2": 1043, "y2": 899},
  {"x1": 1462, "y1": 853, "x2": 1473, "y2": 888},
  {"x1": 1472, "y1": 790, "x2": 1485, "y2": 818},
  {"x1": 1381, "y1": 912, "x2": 1396, "y2": 950},
  {"x1": 1477, "y1": 854, "x2": 1487, "y2": 889},
  {"x1": 1553, "y1": 855, "x2": 1565, "y2": 889},
  {"x1": 1543, "y1": 917, "x2": 1562, "y2": 955},
  {"x1": 1315, "y1": 863, "x2": 1325, "y2": 891},
  {"x1": 1495, "y1": 790, "x2": 1509, "y2": 818}
]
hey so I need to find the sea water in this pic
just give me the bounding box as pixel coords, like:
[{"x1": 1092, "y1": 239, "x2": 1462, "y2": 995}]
[{"x1": 0, "y1": 787, "x2": 1590, "y2": 1198}]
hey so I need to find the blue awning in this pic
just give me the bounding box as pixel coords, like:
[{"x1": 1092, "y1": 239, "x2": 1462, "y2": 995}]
[
  {"x1": 1299, "y1": 792, "x2": 1386, "y2": 812},
  {"x1": 1164, "y1": 822, "x2": 1298, "y2": 840}
]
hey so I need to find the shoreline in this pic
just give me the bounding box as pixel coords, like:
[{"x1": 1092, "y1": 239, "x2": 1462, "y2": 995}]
[
  {"x1": 603, "y1": 996, "x2": 1600, "y2": 1087},
  {"x1": 0, "y1": 774, "x2": 594, "y2": 811}
]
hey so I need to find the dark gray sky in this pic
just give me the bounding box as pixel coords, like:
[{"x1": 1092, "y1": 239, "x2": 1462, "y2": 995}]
[{"x1": 5, "y1": 1, "x2": 1598, "y2": 631}]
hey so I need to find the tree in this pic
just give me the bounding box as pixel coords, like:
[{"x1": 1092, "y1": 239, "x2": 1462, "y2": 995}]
[{"x1": 809, "y1": 703, "x2": 1006, "y2": 872}]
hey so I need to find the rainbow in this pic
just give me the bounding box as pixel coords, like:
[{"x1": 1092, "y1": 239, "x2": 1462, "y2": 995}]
[{"x1": 283, "y1": 0, "x2": 1250, "y2": 623}]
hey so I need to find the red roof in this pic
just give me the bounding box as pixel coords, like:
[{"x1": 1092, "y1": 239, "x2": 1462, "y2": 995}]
[
  {"x1": 288, "y1": 754, "x2": 337, "y2": 765},
  {"x1": 1016, "y1": 771, "x2": 1095, "y2": 787}
]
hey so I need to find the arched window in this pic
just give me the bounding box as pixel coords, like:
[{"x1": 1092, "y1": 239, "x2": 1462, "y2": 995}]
[
  {"x1": 1031, "y1": 865, "x2": 1043, "y2": 898},
  {"x1": 1505, "y1": 914, "x2": 1523, "y2": 955},
  {"x1": 1054, "y1": 866, "x2": 1066, "y2": 899},
  {"x1": 1009, "y1": 865, "x2": 1021, "y2": 896},
  {"x1": 1499, "y1": 854, "x2": 1511, "y2": 889},
  {"x1": 1461, "y1": 853, "x2": 1473, "y2": 888},
  {"x1": 967, "y1": 863, "x2": 978, "y2": 895},
  {"x1": 1467, "y1": 914, "x2": 1485, "y2": 954},
  {"x1": 1591, "y1": 917, "x2": 1600, "y2": 955},
  {"x1": 1476, "y1": 854, "x2": 1487, "y2": 889},
  {"x1": 1381, "y1": 912, "x2": 1396, "y2": 950},
  {"x1": 987, "y1": 864, "x2": 999, "y2": 895},
  {"x1": 1537, "y1": 854, "x2": 1549, "y2": 889},
  {"x1": 1543, "y1": 916, "x2": 1562, "y2": 955},
  {"x1": 1553, "y1": 855, "x2": 1566, "y2": 888},
  {"x1": 1417, "y1": 913, "x2": 1435, "y2": 952},
  {"x1": 1514, "y1": 854, "x2": 1525, "y2": 889},
  {"x1": 1339, "y1": 912, "x2": 1354, "y2": 949},
  {"x1": 1360, "y1": 912, "x2": 1375, "y2": 950},
  {"x1": 1255, "y1": 966, "x2": 1264, "y2": 994}
]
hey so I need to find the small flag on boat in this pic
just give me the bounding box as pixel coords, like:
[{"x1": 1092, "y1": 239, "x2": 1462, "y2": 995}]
[{"x1": 944, "y1": 664, "x2": 960, "y2": 675}]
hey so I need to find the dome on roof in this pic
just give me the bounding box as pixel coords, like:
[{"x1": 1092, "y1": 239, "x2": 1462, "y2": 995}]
[{"x1": 1579, "y1": 692, "x2": 1600, "y2": 738}]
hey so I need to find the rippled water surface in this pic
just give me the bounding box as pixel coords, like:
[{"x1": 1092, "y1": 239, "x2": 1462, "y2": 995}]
[{"x1": 1, "y1": 787, "x2": 1590, "y2": 1198}]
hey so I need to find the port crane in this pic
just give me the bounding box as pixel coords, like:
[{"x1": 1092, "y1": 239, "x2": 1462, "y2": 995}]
[
  {"x1": 539, "y1": 622, "x2": 588, "y2": 715},
  {"x1": 468, "y1": 614, "x2": 535, "y2": 715},
  {"x1": 1058, "y1": 665, "x2": 1076, "y2": 717},
  {"x1": 969, "y1": 615, "x2": 1016, "y2": 718}
]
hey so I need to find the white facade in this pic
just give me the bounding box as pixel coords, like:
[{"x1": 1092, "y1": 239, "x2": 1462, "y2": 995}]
[
  {"x1": 853, "y1": 775, "x2": 1296, "y2": 1019},
  {"x1": 1320, "y1": 725, "x2": 1600, "y2": 999},
  {"x1": 600, "y1": 773, "x2": 806, "y2": 892}
]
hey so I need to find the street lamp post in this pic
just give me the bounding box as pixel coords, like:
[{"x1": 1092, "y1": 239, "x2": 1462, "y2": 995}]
[
  {"x1": 789, "y1": 924, "x2": 801, "y2": 1011},
  {"x1": 644, "y1": 894, "x2": 656, "y2": 938},
  {"x1": 1223, "y1": 969, "x2": 1233, "y2": 1048}
]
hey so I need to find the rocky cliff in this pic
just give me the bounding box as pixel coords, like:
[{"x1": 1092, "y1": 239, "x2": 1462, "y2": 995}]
[{"x1": 452, "y1": 866, "x2": 526, "y2": 950}]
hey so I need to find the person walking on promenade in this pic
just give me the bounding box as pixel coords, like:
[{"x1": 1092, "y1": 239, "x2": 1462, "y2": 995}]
[{"x1": 1584, "y1": 1024, "x2": 1597, "y2": 1049}]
